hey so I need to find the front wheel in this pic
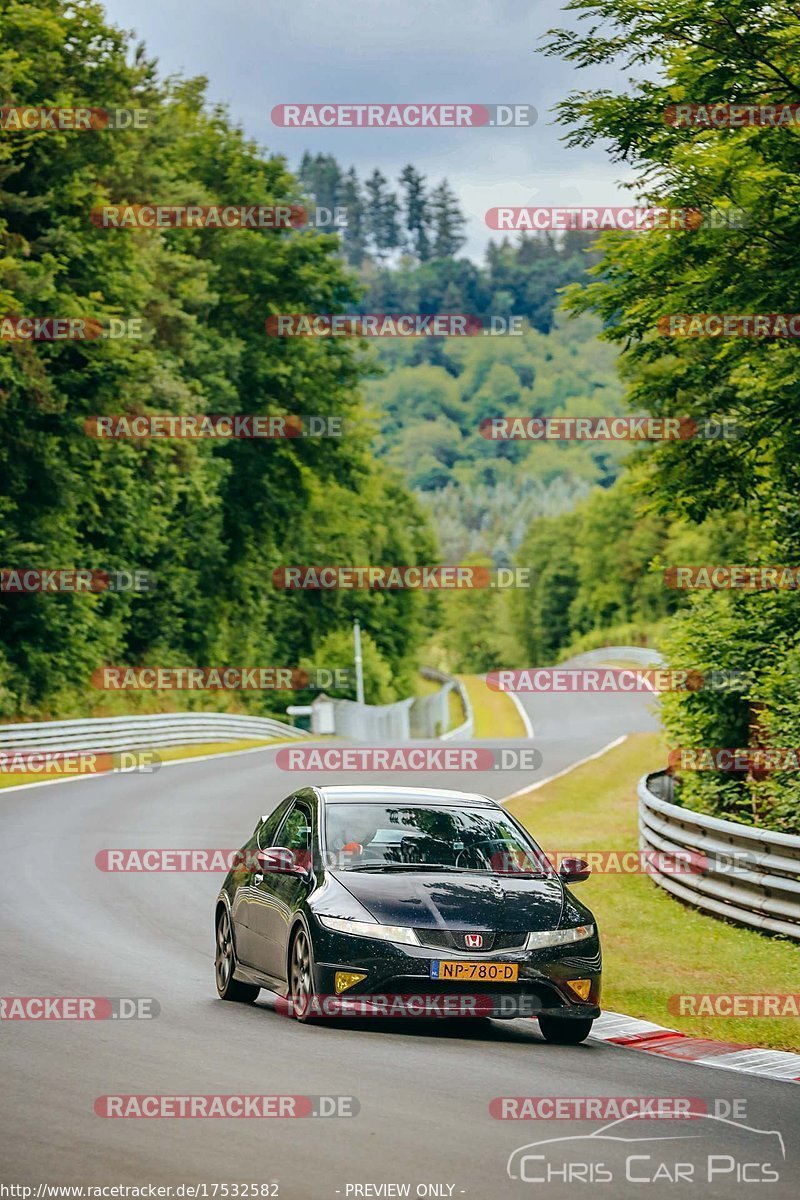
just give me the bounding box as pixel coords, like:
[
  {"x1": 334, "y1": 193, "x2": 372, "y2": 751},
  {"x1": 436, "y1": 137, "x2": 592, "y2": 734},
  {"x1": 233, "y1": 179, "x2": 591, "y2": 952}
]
[
  {"x1": 215, "y1": 908, "x2": 260, "y2": 1003},
  {"x1": 538, "y1": 1015, "x2": 593, "y2": 1044},
  {"x1": 289, "y1": 927, "x2": 319, "y2": 1022}
]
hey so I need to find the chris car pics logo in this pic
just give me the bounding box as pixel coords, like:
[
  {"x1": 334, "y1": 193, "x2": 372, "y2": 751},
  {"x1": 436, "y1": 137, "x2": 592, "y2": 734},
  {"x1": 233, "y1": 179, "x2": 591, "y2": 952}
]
[{"x1": 506, "y1": 1112, "x2": 785, "y2": 1185}]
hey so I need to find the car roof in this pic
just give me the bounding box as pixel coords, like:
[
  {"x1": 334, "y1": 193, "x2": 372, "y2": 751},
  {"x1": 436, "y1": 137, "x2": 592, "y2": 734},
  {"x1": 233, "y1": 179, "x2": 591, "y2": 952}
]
[{"x1": 317, "y1": 785, "x2": 498, "y2": 808}]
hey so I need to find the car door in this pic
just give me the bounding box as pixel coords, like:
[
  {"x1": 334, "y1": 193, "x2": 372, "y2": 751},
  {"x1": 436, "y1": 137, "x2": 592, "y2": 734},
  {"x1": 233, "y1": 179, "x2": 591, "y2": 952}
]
[
  {"x1": 232, "y1": 796, "x2": 293, "y2": 969},
  {"x1": 253, "y1": 792, "x2": 317, "y2": 982}
]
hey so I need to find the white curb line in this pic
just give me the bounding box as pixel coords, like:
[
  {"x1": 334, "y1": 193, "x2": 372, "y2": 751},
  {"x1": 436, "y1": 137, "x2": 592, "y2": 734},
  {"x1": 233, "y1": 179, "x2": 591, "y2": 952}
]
[{"x1": 591, "y1": 1010, "x2": 800, "y2": 1084}]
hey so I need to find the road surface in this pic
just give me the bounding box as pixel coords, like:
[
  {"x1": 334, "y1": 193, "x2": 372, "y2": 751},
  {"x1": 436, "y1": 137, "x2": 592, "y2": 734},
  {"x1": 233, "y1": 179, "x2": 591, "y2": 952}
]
[{"x1": 1, "y1": 683, "x2": 797, "y2": 1197}]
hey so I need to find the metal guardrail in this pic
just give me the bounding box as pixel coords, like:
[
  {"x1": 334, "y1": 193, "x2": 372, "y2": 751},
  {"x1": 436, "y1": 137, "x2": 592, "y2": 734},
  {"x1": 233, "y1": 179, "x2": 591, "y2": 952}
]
[
  {"x1": 318, "y1": 670, "x2": 473, "y2": 742},
  {"x1": 419, "y1": 668, "x2": 474, "y2": 740},
  {"x1": 0, "y1": 711, "x2": 306, "y2": 752},
  {"x1": 326, "y1": 696, "x2": 416, "y2": 741},
  {"x1": 638, "y1": 770, "x2": 800, "y2": 940}
]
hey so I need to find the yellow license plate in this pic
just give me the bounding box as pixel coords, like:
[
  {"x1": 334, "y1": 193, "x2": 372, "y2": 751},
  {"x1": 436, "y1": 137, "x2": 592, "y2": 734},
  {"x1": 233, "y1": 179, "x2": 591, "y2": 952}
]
[{"x1": 431, "y1": 961, "x2": 519, "y2": 982}]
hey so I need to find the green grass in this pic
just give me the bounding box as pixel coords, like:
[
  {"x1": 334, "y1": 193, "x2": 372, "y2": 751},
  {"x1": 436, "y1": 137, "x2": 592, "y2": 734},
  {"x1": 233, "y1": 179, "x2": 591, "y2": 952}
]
[
  {"x1": 0, "y1": 736, "x2": 289, "y2": 789},
  {"x1": 458, "y1": 674, "x2": 528, "y2": 739},
  {"x1": 506, "y1": 732, "x2": 800, "y2": 1052}
]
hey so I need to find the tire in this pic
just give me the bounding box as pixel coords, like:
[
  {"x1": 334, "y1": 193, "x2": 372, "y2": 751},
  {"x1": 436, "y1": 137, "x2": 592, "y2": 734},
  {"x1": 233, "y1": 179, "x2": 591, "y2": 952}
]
[
  {"x1": 538, "y1": 1015, "x2": 593, "y2": 1044},
  {"x1": 215, "y1": 907, "x2": 260, "y2": 1003},
  {"x1": 289, "y1": 926, "x2": 319, "y2": 1023}
]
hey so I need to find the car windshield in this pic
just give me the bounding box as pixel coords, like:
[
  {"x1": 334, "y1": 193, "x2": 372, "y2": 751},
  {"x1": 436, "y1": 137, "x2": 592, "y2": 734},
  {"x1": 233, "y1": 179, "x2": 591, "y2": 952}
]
[{"x1": 324, "y1": 803, "x2": 549, "y2": 875}]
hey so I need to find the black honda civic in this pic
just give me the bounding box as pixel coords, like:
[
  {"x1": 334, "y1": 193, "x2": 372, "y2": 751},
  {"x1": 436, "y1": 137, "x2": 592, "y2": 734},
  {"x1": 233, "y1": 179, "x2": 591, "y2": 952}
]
[{"x1": 215, "y1": 785, "x2": 601, "y2": 1043}]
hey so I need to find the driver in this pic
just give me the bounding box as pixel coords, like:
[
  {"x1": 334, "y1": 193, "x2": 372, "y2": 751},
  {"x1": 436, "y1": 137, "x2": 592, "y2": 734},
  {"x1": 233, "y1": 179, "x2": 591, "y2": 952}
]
[{"x1": 331, "y1": 817, "x2": 381, "y2": 866}]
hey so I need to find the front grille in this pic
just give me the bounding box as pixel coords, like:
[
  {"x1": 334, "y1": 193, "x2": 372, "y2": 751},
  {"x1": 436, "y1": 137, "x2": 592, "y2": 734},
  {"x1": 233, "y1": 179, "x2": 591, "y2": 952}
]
[
  {"x1": 414, "y1": 929, "x2": 527, "y2": 952},
  {"x1": 379, "y1": 977, "x2": 566, "y2": 1011}
]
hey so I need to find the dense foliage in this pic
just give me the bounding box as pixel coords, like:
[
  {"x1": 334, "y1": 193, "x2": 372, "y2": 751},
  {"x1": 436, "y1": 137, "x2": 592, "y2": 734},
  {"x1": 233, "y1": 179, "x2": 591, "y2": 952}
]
[
  {"x1": 509, "y1": 471, "x2": 742, "y2": 665},
  {"x1": 0, "y1": 0, "x2": 434, "y2": 717},
  {"x1": 299, "y1": 156, "x2": 620, "y2": 572},
  {"x1": 367, "y1": 312, "x2": 626, "y2": 560},
  {"x1": 298, "y1": 154, "x2": 467, "y2": 265},
  {"x1": 298, "y1": 153, "x2": 601, "y2": 334},
  {"x1": 543, "y1": 0, "x2": 800, "y2": 830}
]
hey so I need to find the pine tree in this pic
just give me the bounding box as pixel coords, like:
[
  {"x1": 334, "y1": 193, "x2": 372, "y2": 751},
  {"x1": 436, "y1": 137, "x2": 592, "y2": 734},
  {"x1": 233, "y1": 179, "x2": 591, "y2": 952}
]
[
  {"x1": 298, "y1": 151, "x2": 315, "y2": 193},
  {"x1": 430, "y1": 180, "x2": 466, "y2": 259},
  {"x1": 381, "y1": 191, "x2": 402, "y2": 258},
  {"x1": 399, "y1": 164, "x2": 431, "y2": 261},
  {"x1": 303, "y1": 153, "x2": 342, "y2": 214},
  {"x1": 364, "y1": 169, "x2": 402, "y2": 261},
  {"x1": 338, "y1": 167, "x2": 367, "y2": 266}
]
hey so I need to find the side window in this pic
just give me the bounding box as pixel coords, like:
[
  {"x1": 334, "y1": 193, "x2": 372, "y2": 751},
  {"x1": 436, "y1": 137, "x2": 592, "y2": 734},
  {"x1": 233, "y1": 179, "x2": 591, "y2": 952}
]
[
  {"x1": 274, "y1": 801, "x2": 315, "y2": 873},
  {"x1": 277, "y1": 804, "x2": 312, "y2": 852},
  {"x1": 257, "y1": 797, "x2": 293, "y2": 850}
]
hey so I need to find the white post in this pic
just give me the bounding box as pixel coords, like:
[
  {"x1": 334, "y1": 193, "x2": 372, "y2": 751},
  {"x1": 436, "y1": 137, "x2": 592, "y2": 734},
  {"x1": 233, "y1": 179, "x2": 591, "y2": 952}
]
[{"x1": 353, "y1": 620, "x2": 365, "y2": 705}]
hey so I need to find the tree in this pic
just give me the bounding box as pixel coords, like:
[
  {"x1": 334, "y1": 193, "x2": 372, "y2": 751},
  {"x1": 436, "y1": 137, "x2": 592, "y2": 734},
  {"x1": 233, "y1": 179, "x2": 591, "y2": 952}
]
[
  {"x1": 437, "y1": 556, "x2": 507, "y2": 673},
  {"x1": 364, "y1": 169, "x2": 402, "y2": 261},
  {"x1": 430, "y1": 180, "x2": 466, "y2": 259},
  {"x1": 544, "y1": 0, "x2": 800, "y2": 829},
  {"x1": 338, "y1": 167, "x2": 368, "y2": 266},
  {"x1": 0, "y1": 0, "x2": 435, "y2": 719},
  {"x1": 365, "y1": 311, "x2": 626, "y2": 562},
  {"x1": 297, "y1": 152, "x2": 342, "y2": 215},
  {"x1": 399, "y1": 164, "x2": 431, "y2": 261},
  {"x1": 298, "y1": 627, "x2": 397, "y2": 704}
]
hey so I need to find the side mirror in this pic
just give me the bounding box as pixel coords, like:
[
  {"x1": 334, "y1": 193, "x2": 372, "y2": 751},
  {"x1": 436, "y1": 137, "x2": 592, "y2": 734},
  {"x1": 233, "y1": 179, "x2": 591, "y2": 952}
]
[
  {"x1": 257, "y1": 848, "x2": 310, "y2": 878},
  {"x1": 558, "y1": 856, "x2": 591, "y2": 884}
]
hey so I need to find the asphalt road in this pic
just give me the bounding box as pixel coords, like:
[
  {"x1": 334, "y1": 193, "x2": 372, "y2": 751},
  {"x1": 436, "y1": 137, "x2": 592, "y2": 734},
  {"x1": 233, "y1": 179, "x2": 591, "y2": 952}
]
[{"x1": 1, "y1": 682, "x2": 798, "y2": 1198}]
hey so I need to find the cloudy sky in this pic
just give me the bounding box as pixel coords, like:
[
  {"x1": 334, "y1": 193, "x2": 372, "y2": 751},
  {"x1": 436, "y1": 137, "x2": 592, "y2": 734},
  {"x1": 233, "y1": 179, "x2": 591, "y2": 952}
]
[{"x1": 100, "y1": 0, "x2": 635, "y2": 259}]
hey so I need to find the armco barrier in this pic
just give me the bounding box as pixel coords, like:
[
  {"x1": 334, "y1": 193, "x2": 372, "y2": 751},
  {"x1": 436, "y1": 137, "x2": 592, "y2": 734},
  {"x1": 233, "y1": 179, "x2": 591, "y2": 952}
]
[
  {"x1": 327, "y1": 696, "x2": 416, "y2": 741},
  {"x1": 0, "y1": 711, "x2": 306, "y2": 753},
  {"x1": 311, "y1": 669, "x2": 473, "y2": 742},
  {"x1": 639, "y1": 770, "x2": 800, "y2": 940},
  {"x1": 418, "y1": 667, "x2": 473, "y2": 740}
]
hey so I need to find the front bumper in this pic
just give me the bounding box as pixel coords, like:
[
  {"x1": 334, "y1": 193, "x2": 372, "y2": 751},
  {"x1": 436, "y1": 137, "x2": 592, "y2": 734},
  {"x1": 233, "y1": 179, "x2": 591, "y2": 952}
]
[{"x1": 311, "y1": 923, "x2": 601, "y2": 1019}]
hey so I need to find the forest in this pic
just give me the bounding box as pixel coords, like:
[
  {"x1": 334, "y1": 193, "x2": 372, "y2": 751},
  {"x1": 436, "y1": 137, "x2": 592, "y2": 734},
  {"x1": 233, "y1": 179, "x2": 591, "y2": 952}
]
[{"x1": 3, "y1": 0, "x2": 800, "y2": 833}]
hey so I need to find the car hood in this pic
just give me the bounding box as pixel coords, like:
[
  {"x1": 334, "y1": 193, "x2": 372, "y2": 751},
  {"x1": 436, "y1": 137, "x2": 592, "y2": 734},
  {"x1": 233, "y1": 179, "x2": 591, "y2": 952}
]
[{"x1": 330, "y1": 870, "x2": 565, "y2": 932}]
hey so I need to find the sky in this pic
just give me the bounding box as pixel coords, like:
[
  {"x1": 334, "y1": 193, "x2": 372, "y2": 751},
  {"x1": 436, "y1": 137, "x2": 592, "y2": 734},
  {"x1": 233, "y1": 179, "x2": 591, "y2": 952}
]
[{"x1": 99, "y1": 0, "x2": 636, "y2": 260}]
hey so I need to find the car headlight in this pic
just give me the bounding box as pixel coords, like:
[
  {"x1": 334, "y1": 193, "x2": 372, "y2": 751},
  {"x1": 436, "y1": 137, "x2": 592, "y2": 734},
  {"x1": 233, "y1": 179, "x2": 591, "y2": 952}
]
[
  {"x1": 525, "y1": 924, "x2": 594, "y2": 950},
  {"x1": 318, "y1": 915, "x2": 420, "y2": 946}
]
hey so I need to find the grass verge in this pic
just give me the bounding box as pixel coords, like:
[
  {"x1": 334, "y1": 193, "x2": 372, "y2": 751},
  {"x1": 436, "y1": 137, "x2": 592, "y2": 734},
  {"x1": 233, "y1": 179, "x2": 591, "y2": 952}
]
[
  {"x1": 458, "y1": 674, "x2": 527, "y2": 739},
  {"x1": 506, "y1": 732, "x2": 800, "y2": 1052}
]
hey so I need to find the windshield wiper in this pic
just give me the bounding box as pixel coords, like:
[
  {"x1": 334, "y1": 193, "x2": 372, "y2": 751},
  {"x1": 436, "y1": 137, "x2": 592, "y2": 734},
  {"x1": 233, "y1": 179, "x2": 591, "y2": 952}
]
[
  {"x1": 346, "y1": 862, "x2": 465, "y2": 872},
  {"x1": 343, "y1": 863, "x2": 551, "y2": 877}
]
